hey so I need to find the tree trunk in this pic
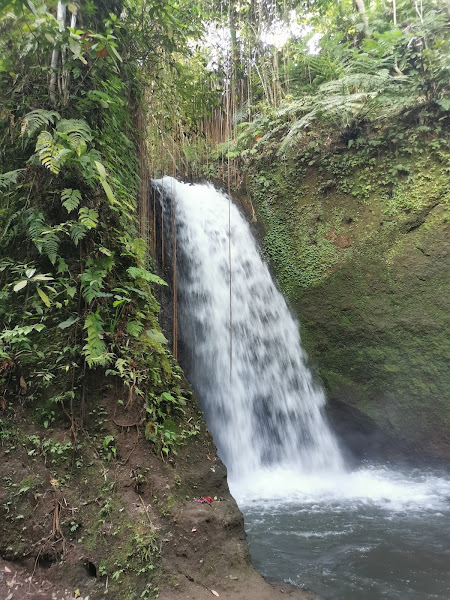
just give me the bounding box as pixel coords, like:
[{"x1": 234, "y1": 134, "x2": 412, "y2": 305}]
[
  {"x1": 414, "y1": 0, "x2": 424, "y2": 22},
  {"x1": 49, "y1": 1, "x2": 66, "y2": 105},
  {"x1": 354, "y1": 0, "x2": 370, "y2": 37},
  {"x1": 61, "y1": 5, "x2": 78, "y2": 105}
]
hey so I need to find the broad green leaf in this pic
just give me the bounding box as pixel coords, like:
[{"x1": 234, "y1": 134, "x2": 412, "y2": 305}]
[
  {"x1": 109, "y1": 45, "x2": 123, "y2": 63},
  {"x1": 58, "y1": 315, "x2": 79, "y2": 329},
  {"x1": 69, "y1": 39, "x2": 81, "y2": 55},
  {"x1": 146, "y1": 329, "x2": 168, "y2": 344},
  {"x1": 437, "y1": 98, "x2": 450, "y2": 111},
  {"x1": 113, "y1": 298, "x2": 127, "y2": 307},
  {"x1": 33, "y1": 274, "x2": 54, "y2": 281},
  {"x1": 100, "y1": 179, "x2": 117, "y2": 204},
  {"x1": 13, "y1": 280, "x2": 28, "y2": 292},
  {"x1": 94, "y1": 160, "x2": 107, "y2": 180},
  {"x1": 37, "y1": 287, "x2": 50, "y2": 307},
  {"x1": 103, "y1": 435, "x2": 115, "y2": 449},
  {"x1": 57, "y1": 258, "x2": 68, "y2": 274},
  {"x1": 69, "y1": 39, "x2": 87, "y2": 64}
]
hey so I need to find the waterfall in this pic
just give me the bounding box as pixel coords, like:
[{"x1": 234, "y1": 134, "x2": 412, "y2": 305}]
[{"x1": 154, "y1": 177, "x2": 344, "y2": 488}]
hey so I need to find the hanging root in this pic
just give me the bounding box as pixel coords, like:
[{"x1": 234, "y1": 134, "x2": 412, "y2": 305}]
[{"x1": 52, "y1": 499, "x2": 66, "y2": 555}]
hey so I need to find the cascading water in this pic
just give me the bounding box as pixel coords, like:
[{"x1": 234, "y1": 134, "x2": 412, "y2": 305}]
[
  {"x1": 154, "y1": 176, "x2": 343, "y2": 482},
  {"x1": 154, "y1": 177, "x2": 450, "y2": 600}
]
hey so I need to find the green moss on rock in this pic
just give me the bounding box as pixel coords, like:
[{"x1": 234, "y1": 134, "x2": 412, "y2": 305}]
[{"x1": 245, "y1": 125, "x2": 450, "y2": 458}]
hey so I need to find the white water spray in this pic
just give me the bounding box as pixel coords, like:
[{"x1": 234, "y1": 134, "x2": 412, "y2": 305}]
[
  {"x1": 155, "y1": 177, "x2": 450, "y2": 512},
  {"x1": 155, "y1": 177, "x2": 450, "y2": 600},
  {"x1": 154, "y1": 177, "x2": 343, "y2": 482}
]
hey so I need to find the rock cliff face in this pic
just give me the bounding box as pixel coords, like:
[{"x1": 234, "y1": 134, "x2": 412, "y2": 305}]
[{"x1": 244, "y1": 126, "x2": 450, "y2": 461}]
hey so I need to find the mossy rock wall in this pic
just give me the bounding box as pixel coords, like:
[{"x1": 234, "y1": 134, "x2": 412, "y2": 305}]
[{"x1": 244, "y1": 126, "x2": 450, "y2": 459}]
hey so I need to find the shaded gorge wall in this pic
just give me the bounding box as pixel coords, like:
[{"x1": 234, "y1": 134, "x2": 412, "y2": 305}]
[{"x1": 241, "y1": 126, "x2": 450, "y2": 461}]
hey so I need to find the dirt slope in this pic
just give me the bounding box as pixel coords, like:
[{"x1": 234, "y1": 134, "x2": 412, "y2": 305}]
[{"x1": 0, "y1": 380, "x2": 320, "y2": 600}]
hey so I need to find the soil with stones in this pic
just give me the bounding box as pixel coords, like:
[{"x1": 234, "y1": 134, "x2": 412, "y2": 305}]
[{"x1": 0, "y1": 378, "x2": 321, "y2": 600}]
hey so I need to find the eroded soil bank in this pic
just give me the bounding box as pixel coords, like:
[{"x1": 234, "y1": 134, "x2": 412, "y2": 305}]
[{"x1": 0, "y1": 381, "x2": 320, "y2": 600}]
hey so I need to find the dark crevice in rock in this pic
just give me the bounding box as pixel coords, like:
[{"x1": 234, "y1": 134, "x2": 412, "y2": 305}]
[{"x1": 325, "y1": 398, "x2": 407, "y2": 464}]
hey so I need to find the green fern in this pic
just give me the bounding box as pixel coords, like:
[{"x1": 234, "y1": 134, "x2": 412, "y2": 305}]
[
  {"x1": 35, "y1": 131, "x2": 72, "y2": 174},
  {"x1": 126, "y1": 320, "x2": 144, "y2": 338},
  {"x1": 127, "y1": 266, "x2": 167, "y2": 286},
  {"x1": 41, "y1": 231, "x2": 60, "y2": 264},
  {"x1": 20, "y1": 109, "x2": 60, "y2": 140},
  {"x1": 277, "y1": 71, "x2": 410, "y2": 154},
  {"x1": 70, "y1": 223, "x2": 88, "y2": 245},
  {"x1": 56, "y1": 119, "x2": 92, "y2": 157},
  {"x1": 80, "y1": 267, "x2": 106, "y2": 302},
  {"x1": 27, "y1": 211, "x2": 60, "y2": 264},
  {"x1": 1, "y1": 210, "x2": 23, "y2": 243},
  {"x1": 83, "y1": 310, "x2": 111, "y2": 367},
  {"x1": 78, "y1": 207, "x2": 99, "y2": 229},
  {"x1": 0, "y1": 169, "x2": 25, "y2": 189},
  {"x1": 61, "y1": 189, "x2": 81, "y2": 213},
  {"x1": 28, "y1": 211, "x2": 46, "y2": 239},
  {"x1": 78, "y1": 150, "x2": 102, "y2": 187},
  {"x1": 28, "y1": 211, "x2": 64, "y2": 264}
]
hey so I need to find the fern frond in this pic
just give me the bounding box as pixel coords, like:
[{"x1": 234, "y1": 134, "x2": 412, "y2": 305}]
[
  {"x1": 232, "y1": 101, "x2": 251, "y2": 126},
  {"x1": 126, "y1": 320, "x2": 144, "y2": 338},
  {"x1": 21, "y1": 109, "x2": 60, "y2": 139},
  {"x1": 36, "y1": 131, "x2": 72, "y2": 174},
  {"x1": 56, "y1": 119, "x2": 92, "y2": 156},
  {"x1": 258, "y1": 122, "x2": 288, "y2": 145},
  {"x1": 78, "y1": 149, "x2": 102, "y2": 186},
  {"x1": 41, "y1": 231, "x2": 60, "y2": 264},
  {"x1": 78, "y1": 207, "x2": 99, "y2": 229},
  {"x1": 27, "y1": 211, "x2": 60, "y2": 263},
  {"x1": 70, "y1": 223, "x2": 88, "y2": 245},
  {"x1": 276, "y1": 98, "x2": 311, "y2": 118},
  {"x1": 127, "y1": 266, "x2": 167, "y2": 286},
  {"x1": 83, "y1": 310, "x2": 111, "y2": 367},
  {"x1": 28, "y1": 211, "x2": 46, "y2": 239},
  {"x1": 1, "y1": 210, "x2": 22, "y2": 242},
  {"x1": 277, "y1": 70, "x2": 410, "y2": 155},
  {"x1": 61, "y1": 188, "x2": 81, "y2": 213},
  {"x1": 0, "y1": 169, "x2": 25, "y2": 189},
  {"x1": 319, "y1": 71, "x2": 392, "y2": 96},
  {"x1": 278, "y1": 113, "x2": 317, "y2": 154},
  {"x1": 81, "y1": 267, "x2": 106, "y2": 302}
]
